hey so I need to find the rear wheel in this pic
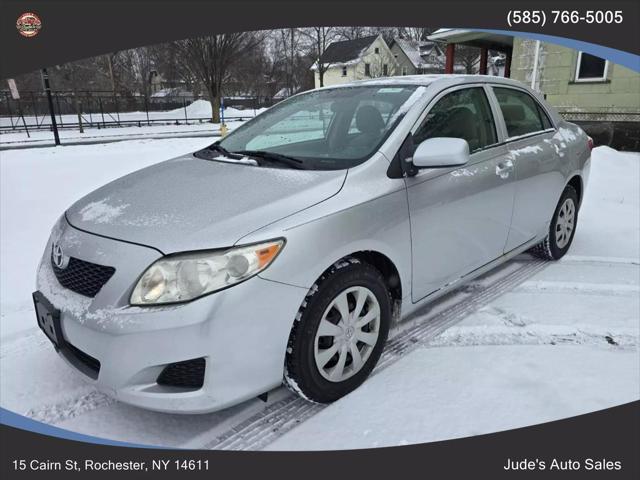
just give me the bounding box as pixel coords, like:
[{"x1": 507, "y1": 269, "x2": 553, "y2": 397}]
[
  {"x1": 284, "y1": 259, "x2": 391, "y2": 403},
  {"x1": 530, "y1": 185, "x2": 579, "y2": 260}
]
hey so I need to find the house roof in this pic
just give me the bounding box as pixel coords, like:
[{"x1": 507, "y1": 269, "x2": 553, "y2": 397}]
[
  {"x1": 319, "y1": 35, "x2": 379, "y2": 64},
  {"x1": 427, "y1": 29, "x2": 514, "y2": 50},
  {"x1": 392, "y1": 38, "x2": 442, "y2": 69}
]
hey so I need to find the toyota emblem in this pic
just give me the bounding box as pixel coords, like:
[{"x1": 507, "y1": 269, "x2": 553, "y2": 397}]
[{"x1": 52, "y1": 243, "x2": 69, "y2": 269}]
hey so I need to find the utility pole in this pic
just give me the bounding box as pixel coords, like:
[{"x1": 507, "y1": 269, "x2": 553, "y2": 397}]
[
  {"x1": 106, "y1": 54, "x2": 116, "y2": 93},
  {"x1": 70, "y1": 63, "x2": 84, "y2": 133},
  {"x1": 41, "y1": 68, "x2": 60, "y2": 145},
  {"x1": 289, "y1": 28, "x2": 295, "y2": 96}
]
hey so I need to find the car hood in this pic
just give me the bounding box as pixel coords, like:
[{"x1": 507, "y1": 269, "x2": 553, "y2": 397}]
[{"x1": 66, "y1": 154, "x2": 347, "y2": 253}]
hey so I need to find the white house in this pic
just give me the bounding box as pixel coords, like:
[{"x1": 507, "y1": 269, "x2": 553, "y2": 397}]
[
  {"x1": 312, "y1": 35, "x2": 399, "y2": 88},
  {"x1": 389, "y1": 38, "x2": 445, "y2": 75}
]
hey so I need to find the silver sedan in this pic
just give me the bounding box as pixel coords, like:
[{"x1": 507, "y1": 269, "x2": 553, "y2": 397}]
[{"x1": 34, "y1": 75, "x2": 591, "y2": 413}]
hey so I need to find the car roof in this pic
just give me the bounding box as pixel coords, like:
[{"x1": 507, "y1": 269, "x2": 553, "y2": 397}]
[{"x1": 318, "y1": 74, "x2": 529, "y2": 91}]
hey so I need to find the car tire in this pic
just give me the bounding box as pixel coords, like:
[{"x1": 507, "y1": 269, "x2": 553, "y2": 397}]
[
  {"x1": 284, "y1": 258, "x2": 391, "y2": 403},
  {"x1": 529, "y1": 185, "x2": 579, "y2": 260}
]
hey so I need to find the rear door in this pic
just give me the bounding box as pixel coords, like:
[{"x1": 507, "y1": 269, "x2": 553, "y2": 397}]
[
  {"x1": 405, "y1": 85, "x2": 516, "y2": 302},
  {"x1": 489, "y1": 86, "x2": 561, "y2": 251}
]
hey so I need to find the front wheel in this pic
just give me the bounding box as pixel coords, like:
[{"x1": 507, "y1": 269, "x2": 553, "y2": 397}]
[
  {"x1": 530, "y1": 185, "x2": 579, "y2": 260},
  {"x1": 284, "y1": 259, "x2": 391, "y2": 403}
]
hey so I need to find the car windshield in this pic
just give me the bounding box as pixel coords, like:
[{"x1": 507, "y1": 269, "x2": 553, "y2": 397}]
[{"x1": 201, "y1": 85, "x2": 424, "y2": 170}]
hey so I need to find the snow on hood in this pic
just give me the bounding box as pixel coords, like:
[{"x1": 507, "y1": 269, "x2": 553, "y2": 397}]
[{"x1": 65, "y1": 154, "x2": 346, "y2": 253}]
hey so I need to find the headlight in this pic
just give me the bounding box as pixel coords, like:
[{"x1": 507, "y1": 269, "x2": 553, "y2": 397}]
[{"x1": 130, "y1": 239, "x2": 284, "y2": 305}]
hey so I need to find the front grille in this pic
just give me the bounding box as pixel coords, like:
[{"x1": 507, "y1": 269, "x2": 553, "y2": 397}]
[
  {"x1": 52, "y1": 255, "x2": 115, "y2": 298},
  {"x1": 63, "y1": 342, "x2": 101, "y2": 379},
  {"x1": 157, "y1": 358, "x2": 206, "y2": 389}
]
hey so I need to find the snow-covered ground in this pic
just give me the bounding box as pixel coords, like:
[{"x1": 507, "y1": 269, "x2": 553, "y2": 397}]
[
  {"x1": 0, "y1": 123, "x2": 225, "y2": 147},
  {"x1": 0, "y1": 143, "x2": 638, "y2": 449},
  {"x1": 0, "y1": 100, "x2": 262, "y2": 128},
  {"x1": 267, "y1": 147, "x2": 640, "y2": 450},
  {"x1": 0, "y1": 100, "x2": 263, "y2": 146}
]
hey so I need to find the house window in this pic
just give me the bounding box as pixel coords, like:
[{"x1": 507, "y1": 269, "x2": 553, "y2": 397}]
[
  {"x1": 365, "y1": 63, "x2": 371, "y2": 76},
  {"x1": 575, "y1": 52, "x2": 608, "y2": 81},
  {"x1": 402, "y1": 66, "x2": 407, "y2": 76},
  {"x1": 374, "y1": 47, "x2": 380, "y2": 54},
  {"x1": 383, "y1": 64, "x2": 388, "y2": 76},
  {"x1": 341, "y1": 66, "x2": 347, "y2": 77}
]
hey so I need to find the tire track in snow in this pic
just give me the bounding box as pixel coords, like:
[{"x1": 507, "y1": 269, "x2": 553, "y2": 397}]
[
  {"x1": 427, "y1": 330, "x2": 639, "y2": 348},
  {"x1": 0, "y1": 329, "x2": 49, "y2": 359},
  {"x1": 201, "y1": 259, "x2": 548, "y2": 451},
  {"x1": 25, "y1": 390, "x2": 115, "y2": 424}
]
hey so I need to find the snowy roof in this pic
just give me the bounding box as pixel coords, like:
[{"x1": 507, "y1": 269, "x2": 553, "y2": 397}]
[
  {"x1": 427, "y1": 29, "x2": 514, "y2": 49},
  {"x1": 392, "y1": 38, "x2": 443, "y2": 69},
  {"x1": 319, "y1": 35, "x2": 379, "y2": 64}
]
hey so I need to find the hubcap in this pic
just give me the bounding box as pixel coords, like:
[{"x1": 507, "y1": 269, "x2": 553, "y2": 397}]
[
  {"x1": 555, "y1": 198, "x2": 575, "y2": 249},
  {"x1": 313, "y1": 286, "x2": 381, "y2": 382}
]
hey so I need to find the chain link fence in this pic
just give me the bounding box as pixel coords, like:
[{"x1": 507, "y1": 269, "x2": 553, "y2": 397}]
[
  {"x1": 0, "y1": 91, "x2": 276, "y2": 133},
  {"x1": 559, "y1": 111, "x2": 640, "y2": 151},
  {"x1": 559, "y1": 111, "x2": 640, "y2": 123},
  {"x1": 3, "y1": 92, "x2": 637, "y2": 150}
]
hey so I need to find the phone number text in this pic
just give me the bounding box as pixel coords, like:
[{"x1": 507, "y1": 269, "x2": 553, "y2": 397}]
[{"x1": 507, "y1": 10, "x2": 623, "y2": 27}]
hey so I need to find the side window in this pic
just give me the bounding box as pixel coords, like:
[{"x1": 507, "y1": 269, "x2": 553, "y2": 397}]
[
  {"x1": 414, "y1": 87, "x2": 497, "y2": 153},
  {"x1": 493, "y1": 87, "x2": 550, "y2": 138},
  {"x1": 536, "y1": 103, "x2": 553, "y2": 129}
]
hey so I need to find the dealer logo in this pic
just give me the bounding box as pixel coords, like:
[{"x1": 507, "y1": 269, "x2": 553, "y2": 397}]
[{"x1": 16, "y1": 12, "x2": 42, "y2": 38}]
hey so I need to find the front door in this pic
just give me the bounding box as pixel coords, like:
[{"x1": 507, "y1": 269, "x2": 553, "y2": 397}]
[{"x1": 405, "y1": 86, "x2": 515, "y2": 301}]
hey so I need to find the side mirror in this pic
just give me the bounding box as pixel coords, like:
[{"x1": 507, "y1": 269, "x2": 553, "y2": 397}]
[{"x1": 410, "y1": 137, "x2": 470, "y2": 169}]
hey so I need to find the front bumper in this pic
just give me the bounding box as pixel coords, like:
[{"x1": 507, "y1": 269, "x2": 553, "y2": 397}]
[{"x1": 36, "y1": 220, "x2": 307, "y2": 413}]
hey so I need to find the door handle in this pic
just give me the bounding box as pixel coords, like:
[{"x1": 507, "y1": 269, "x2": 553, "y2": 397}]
[{"x1": 495, "y1": 160, "x2": 514, "y2": 179}]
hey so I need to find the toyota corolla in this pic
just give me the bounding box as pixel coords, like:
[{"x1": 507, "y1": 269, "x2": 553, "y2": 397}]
[{"x1": 34, "y1": 75, "x2": 591, "y2": 413}]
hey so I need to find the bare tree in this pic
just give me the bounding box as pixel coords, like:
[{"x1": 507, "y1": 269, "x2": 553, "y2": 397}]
[
  {"x1": 229, "y1": 42, "x2": 276, "y2": 102},
  {"x1": 397, "y1": 27, "x2": 433, "y2": 41},
  {"x1": 300, "y1": 27, "x2": 336, "y2": 88},
  {"x1": 114, "y1": 47, "x2": 157, "y2": 97},
  {"x1": 170, "y1": 32, "x2": 265, "y2": 122},
  {"x1": 367, "y1": 26, "x2": 400, "y2": 45},
  {"x1": 275, "y1": 29, "x2": 302, "y2": 96},
  {"x1": 455, "y1": 45, "x2": 480, "y2": 74},
  {"x1": 55, "y1": 63, "x2": 84, "y2": 132},
  {"x1": 335, "y1": 26, "x2": 370, "y2": 41}
]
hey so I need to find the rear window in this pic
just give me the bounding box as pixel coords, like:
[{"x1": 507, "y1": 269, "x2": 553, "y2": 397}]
[{"x1": 493, "y1": 87, "x2": 552, "y2": 138}]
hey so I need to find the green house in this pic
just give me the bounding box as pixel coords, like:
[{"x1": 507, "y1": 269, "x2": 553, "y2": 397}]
[
  {"x1": 510, "y1": 39, "x2": 639, "y2": 150},
  {"x1": 428, "y1": 29, "x2": 639, "y2": 150}
]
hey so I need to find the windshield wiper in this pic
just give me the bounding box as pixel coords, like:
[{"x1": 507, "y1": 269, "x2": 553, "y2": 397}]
[
  {"x1": 207, "y1": 143, "x2": 240, "y2": 158},
  {"x1": 195, "y1": 143, "x2": 258, "y2": 163},
  {"x1": 234, "y1": 150, "x2": 307, "y2": 170}
]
